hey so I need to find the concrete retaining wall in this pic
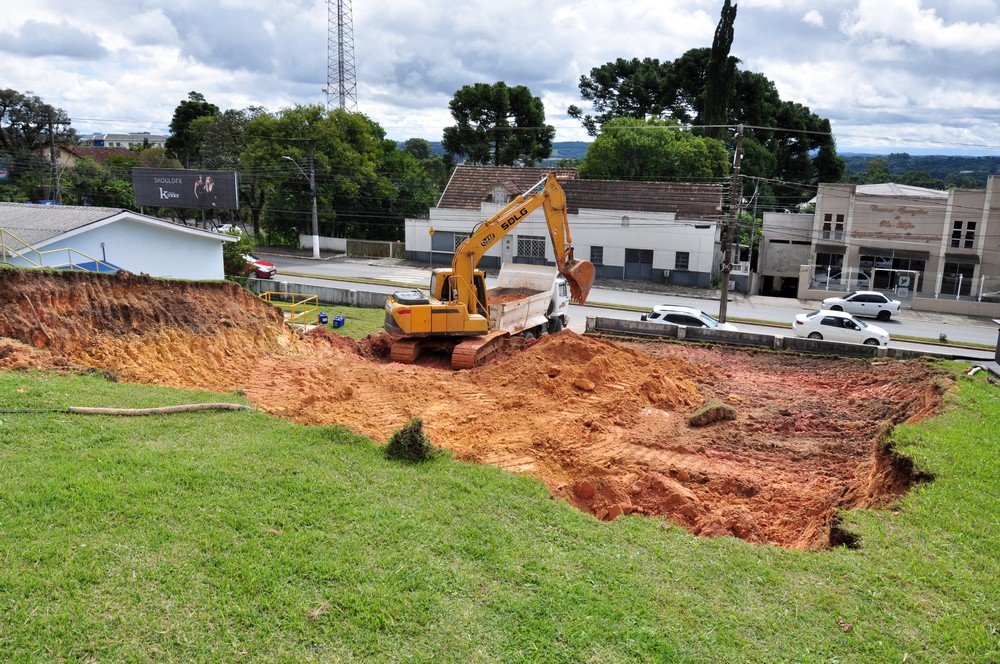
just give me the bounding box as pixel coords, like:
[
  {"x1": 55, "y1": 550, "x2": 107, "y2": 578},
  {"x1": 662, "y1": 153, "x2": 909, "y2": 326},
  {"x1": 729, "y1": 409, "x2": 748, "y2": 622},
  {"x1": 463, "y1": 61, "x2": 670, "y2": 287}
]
[{"x1": 586, "y1": 316, "x2": 962, "y2": 361}]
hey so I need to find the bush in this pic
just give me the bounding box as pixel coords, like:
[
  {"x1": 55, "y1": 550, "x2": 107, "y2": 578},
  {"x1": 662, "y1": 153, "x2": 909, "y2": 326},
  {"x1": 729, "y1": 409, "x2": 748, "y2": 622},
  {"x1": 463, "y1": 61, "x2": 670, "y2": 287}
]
[{"x1": 384, "y1": 417, "x2": 442, "y2": 463}]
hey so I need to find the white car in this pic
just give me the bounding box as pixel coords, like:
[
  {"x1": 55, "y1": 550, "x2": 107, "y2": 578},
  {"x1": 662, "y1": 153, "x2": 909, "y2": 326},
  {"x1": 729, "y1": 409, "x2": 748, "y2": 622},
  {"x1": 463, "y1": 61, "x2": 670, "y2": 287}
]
[
  {"x1": 821, "y1": 290, "x2": 901, "y2": 321},
  {"x1": 792, "y1": 310, "x2": 889, "y2": 346},
  {"x1": 641, "y1": 305, "x2": 738, "y2": 331}
]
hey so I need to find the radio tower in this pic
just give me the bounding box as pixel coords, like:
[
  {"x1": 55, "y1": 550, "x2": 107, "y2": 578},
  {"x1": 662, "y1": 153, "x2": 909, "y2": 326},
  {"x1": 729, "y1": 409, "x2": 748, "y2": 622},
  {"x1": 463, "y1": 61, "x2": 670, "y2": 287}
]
[{"x1": 325, "y1": 0, "x2": 357, "y2": 111}]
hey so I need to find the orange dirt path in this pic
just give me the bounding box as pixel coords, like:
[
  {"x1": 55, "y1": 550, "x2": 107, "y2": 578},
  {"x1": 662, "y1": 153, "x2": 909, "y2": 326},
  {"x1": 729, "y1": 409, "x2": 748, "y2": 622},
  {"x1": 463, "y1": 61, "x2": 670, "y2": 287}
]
[{"x1": 0, "y1": 270, "x2": 949, "y2": 549}]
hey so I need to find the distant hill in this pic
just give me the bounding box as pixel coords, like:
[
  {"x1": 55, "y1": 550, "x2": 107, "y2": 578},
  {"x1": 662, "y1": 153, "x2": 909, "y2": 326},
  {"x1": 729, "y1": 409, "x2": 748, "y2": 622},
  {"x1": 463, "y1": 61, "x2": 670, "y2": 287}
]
[
  {"x1": 398, "y1": 142, "x2": 998, "y2": 185},
  {"x1": 841, "y1": 153, "x2": 1000, "y2": 182},
  {"x1": 397, "y1": 141, "x2": 591, "y2": 165}
]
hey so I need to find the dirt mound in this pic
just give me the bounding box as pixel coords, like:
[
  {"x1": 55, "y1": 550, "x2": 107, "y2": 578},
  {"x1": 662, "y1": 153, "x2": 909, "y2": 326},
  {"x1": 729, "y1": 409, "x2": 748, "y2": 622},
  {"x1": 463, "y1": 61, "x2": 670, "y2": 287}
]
[
  {"x1": 0, "y1": 269, "x2": 299, "y2": 391},
  {"x1": 0, "y1": 269, "x2": 950, "y2": 549}
]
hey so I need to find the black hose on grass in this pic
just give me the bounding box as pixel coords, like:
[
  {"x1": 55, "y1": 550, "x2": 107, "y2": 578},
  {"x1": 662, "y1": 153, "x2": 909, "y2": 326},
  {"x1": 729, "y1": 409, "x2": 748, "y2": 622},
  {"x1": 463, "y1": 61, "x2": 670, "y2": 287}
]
[{"x1": 0, "y1": 403, "x2": 251, "y2": 415}]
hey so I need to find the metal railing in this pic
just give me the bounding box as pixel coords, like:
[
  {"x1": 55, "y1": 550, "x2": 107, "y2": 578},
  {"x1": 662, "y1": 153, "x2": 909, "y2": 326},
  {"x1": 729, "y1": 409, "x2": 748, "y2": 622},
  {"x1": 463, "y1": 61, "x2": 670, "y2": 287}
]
[
  {"x1": 1, "y1": 227, "x2": 120, "y2": 273},
  {"x1": 258, "y1": 291, "x2": 321, "y2": 329}
]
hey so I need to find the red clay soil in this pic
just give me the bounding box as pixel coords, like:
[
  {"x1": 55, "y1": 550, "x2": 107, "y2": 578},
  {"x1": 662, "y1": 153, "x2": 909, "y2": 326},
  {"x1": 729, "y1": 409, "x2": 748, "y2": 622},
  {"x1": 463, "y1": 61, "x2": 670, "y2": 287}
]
[{"x1": 0, "y1": 269, "x2": 950, "y2": 549}]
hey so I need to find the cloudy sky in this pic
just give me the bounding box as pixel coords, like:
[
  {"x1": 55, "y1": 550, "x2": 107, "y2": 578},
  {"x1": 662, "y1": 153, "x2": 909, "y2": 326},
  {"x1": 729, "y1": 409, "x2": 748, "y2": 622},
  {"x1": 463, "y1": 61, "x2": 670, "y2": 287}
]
[{"x1": 3, "y1": 0, "x2": 999, "y2": 155}]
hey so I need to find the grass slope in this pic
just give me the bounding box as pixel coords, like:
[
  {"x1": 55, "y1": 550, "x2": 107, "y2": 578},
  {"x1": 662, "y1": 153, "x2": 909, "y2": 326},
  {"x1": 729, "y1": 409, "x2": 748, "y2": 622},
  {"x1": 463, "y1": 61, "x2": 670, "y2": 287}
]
[{"x1": 0, "y1": 367, "x2": 996, "y2": 662}]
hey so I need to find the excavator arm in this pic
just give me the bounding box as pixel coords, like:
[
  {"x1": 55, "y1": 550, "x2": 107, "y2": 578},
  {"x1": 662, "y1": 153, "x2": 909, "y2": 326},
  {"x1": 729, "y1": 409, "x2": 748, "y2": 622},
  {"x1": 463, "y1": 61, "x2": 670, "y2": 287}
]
[{"x1": 450, "y1": 173, "x2": 594, "y2": 307}]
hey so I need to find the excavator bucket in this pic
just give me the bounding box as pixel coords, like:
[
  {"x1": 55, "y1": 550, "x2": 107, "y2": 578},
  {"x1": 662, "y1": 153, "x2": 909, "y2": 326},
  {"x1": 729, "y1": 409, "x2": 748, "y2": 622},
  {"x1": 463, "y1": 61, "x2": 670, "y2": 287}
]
[{"x1": 561, "y1": 258, "x2": 596, "y2": 304}]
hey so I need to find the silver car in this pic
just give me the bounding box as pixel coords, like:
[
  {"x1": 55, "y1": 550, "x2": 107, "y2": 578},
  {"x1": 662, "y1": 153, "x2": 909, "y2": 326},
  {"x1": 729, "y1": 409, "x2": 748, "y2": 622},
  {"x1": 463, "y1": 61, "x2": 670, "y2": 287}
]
[
  {"x1": 821, "y1": 290, "x2": 901, "y2": 321},
  {"x1": 641, "y1": 305, "x2": 738, "y2": 331}
]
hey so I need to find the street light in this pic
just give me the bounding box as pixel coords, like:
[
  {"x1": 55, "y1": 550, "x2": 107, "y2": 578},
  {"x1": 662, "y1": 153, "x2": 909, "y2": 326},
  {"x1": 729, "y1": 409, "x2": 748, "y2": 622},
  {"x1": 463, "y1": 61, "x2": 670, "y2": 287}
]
[{"x1": 282, "y1": 140, "x2": 319, "y2": 259}]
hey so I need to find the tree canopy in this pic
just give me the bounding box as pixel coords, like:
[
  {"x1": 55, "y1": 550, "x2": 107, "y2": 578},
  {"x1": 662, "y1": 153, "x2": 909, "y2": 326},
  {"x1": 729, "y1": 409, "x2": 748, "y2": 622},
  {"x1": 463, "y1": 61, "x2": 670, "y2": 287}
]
[
  {"x1": 165, "y1": 92, "x2": 220, "y2": 168},
  {"x1": 579, "y1": 117, "x2": 729, "y2": 182},
  {"x1": 442, "y1": 82, "x2": 554, "y2": 167},
  {"x1": 0, "y1": 89, "x2": 76, "y2": 202},
  {"x1": 240, "y1": 105, "x2": 440, "y2": 243},
  {"x1": 567, "y1": 2, "x2": 844, "y2": 206}
]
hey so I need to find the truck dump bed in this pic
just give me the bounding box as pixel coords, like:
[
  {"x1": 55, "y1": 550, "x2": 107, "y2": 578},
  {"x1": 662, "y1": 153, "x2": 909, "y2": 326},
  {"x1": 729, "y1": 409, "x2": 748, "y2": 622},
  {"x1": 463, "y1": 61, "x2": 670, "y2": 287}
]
[{"x1": 485, "y1": 264, "x2": 559, "y2": 334}]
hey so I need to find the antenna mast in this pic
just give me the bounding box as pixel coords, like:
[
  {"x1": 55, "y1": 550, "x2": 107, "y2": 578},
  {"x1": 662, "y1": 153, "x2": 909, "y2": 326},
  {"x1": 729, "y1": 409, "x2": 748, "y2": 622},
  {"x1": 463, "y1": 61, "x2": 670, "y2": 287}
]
[{"x1": 325, "y1": 0, "x2": 357, "y2": 111}]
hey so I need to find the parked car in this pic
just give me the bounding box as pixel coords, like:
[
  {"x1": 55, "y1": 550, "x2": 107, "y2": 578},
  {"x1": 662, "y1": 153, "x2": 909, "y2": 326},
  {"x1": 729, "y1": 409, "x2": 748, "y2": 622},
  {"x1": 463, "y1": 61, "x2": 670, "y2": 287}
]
[
  {"x1": 641, "y1": 305, "x2": 738, "y2": 331},
  {"x1": 812, "y1": 270, "x2": 871, "y2": 289},
  {"x1": 821, "y1": 290, "x2": 901, "y2": 321},
  {"x1": 792, "y1": 310, "x2": 889, "y2": 346},
  {"x1": 244, "y1": 253, "x2": 277, "y2": 279}
]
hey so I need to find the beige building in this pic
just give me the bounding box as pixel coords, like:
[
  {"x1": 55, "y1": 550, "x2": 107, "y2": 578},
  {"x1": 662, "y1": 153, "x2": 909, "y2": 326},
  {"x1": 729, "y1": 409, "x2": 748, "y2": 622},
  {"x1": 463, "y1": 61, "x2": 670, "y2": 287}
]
[{"x1": 761, "y1": 176, "x2": 1000, "y2": 316}]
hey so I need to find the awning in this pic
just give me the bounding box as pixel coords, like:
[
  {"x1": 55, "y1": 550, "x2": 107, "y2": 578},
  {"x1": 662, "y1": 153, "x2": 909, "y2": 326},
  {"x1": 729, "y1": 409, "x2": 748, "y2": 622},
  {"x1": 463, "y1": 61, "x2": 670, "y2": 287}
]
[
  {"x1": 858, "y1": 246, "x2": 930, "y2": 261},
  {"x1": 944, "y1": 252, "x2": 980, "y2": 264}
]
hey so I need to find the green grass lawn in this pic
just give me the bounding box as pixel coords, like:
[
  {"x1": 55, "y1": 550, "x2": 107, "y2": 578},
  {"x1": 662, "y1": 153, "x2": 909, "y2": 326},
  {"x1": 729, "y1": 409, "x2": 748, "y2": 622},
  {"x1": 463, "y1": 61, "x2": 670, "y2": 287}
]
[{"x1": 0, "y1": 360, "x2": 997, "y2": 661}]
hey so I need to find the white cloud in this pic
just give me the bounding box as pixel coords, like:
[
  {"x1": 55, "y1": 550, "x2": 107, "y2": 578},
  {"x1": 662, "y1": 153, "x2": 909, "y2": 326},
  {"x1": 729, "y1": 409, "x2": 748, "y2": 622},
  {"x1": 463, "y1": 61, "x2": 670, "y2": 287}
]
[
  {"x1": 841, "y1": 0, "x2": 1000, "y2": 54},
  {"x1": 0, "y1": 0, "x2": 997, "y2": 153},
  {"x1": 802, "y1": 10, "x2": 824, "y2": 28}
]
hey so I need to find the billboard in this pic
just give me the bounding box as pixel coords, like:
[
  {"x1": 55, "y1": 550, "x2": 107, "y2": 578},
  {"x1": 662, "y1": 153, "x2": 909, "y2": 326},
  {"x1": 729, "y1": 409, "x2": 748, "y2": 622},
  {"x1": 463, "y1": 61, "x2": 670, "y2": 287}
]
[{"x1": 132, "y1": 168, "x2": 239, "y2": 209}]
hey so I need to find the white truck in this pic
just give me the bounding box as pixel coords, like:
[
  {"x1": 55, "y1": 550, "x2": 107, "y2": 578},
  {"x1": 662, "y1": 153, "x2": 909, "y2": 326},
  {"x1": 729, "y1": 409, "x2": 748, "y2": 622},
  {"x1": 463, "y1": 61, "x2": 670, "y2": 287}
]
[{"x1": 486, "y1": 263, "x2": 570, "y2": 339}]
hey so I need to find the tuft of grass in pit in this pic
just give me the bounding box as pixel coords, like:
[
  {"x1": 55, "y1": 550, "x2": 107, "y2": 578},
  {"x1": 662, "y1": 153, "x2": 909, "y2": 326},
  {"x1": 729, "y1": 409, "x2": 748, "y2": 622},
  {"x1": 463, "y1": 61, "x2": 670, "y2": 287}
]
[{"x1": 0, "y1": 366, "x2": 996, "y2": 662}]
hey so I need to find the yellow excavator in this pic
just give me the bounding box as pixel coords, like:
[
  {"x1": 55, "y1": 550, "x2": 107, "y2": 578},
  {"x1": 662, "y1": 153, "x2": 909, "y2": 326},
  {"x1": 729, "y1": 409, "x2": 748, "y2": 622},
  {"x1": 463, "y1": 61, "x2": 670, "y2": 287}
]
[{"x1": 384, "y1": 172, "x2": 596, "y2": 369}]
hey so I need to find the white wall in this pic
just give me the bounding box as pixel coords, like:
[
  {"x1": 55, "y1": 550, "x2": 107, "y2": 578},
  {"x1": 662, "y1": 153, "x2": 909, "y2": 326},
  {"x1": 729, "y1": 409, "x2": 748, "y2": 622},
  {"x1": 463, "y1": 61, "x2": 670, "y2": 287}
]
[{"x1": 406, "y1": 206, "x2": 719, "y2": 270}]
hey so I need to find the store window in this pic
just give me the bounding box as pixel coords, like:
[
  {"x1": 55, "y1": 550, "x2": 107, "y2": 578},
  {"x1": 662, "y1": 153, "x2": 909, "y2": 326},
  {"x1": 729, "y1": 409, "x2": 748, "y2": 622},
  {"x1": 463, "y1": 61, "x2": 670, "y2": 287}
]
[
  {"x1": 822, "y1": 214, "x2": 845, "y2": 240},
  {"x1": 951, "y1": 220, "x2": 976, "y2": 249},
  {"x1": 590, "y1": 246, "x2": 604, "y2": 265},
  {"x1": 675, "y1": 252, "x2": 690, "y2": 270},
  {"x1": 942, "y1": 261, "x2": 975, "y2": 296}
]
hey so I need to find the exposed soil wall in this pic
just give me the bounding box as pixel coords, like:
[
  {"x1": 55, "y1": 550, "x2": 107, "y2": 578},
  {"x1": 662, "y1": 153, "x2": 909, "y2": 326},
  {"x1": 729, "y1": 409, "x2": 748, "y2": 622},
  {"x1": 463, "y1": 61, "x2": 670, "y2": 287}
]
[{"x1": 0, "y1": 269, "x2": 950, "y2": 549}]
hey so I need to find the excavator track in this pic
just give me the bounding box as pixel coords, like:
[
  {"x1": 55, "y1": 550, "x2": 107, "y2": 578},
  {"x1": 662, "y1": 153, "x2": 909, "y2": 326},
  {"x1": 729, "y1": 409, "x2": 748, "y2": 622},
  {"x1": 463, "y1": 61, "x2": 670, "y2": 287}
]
[
  {"x1": 451, "y1": 331, "x2": 510, "y2": 370},
  {"x1": 389, "y1": 338, "x2": 423, "y2": 363}
]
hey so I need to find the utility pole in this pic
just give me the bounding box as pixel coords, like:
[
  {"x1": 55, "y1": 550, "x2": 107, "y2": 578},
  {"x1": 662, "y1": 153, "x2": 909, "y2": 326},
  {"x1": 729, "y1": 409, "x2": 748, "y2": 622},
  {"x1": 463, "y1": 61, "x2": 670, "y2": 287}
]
[
  {"x1": 308, "y1": 138, "x2": 319, "y2": 259},
  {"x1": 718, "y1": 124, "x2": 744, "y2": 323},
  {"x1": 282, "y1": 138, "x2": 321, "y2": 259},
  {"x1": 48, "y1": 109, "x2": 57, "y2": 202}
]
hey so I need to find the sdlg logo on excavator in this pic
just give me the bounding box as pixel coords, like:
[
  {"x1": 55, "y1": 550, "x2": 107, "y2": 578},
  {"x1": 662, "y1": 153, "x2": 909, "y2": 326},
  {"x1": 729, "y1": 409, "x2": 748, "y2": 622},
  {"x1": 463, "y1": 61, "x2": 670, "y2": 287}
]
[{"x1": 479, "y1": 205, "x2": 530, "y2": 247}]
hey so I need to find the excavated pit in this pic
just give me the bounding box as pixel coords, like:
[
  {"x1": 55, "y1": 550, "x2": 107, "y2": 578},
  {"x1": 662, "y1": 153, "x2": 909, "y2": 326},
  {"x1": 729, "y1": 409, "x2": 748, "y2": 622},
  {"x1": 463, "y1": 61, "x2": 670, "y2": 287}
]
[{"x1": 0, "y1": 269, "x2": 949, "y2": 549}]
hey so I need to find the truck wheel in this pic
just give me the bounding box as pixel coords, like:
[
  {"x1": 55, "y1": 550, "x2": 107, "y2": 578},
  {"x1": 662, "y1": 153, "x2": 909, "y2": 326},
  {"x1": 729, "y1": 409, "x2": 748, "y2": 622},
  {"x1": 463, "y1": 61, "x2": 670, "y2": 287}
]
[
  {"x1": 549, "y1": 317, "x2": 564, "y2": 334},
  {"x1": 522, "y1": 330, "x2": 536, "y2": 340}
]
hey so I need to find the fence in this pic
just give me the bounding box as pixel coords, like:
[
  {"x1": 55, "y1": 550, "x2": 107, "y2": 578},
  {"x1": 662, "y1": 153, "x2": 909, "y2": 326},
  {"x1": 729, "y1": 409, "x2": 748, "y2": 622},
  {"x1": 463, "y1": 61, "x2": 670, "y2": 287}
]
[{"x1": 346, "y1": 239, "x2": 405, "y2": 259}]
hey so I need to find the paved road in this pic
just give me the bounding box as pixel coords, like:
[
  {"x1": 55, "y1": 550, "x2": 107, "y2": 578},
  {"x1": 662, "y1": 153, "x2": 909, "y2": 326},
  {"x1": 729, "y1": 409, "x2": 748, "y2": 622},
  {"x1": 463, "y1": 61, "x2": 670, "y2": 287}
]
[{"x1": 258, "y1": 252, "x2": 998, "y2": 361}]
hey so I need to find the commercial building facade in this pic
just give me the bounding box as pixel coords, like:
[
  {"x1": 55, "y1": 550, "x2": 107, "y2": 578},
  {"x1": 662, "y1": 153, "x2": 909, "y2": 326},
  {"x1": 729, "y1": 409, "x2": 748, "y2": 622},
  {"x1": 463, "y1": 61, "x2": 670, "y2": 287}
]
[{"x1": 760, "y1": 176, "x2": 1000, "y2": 316}]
